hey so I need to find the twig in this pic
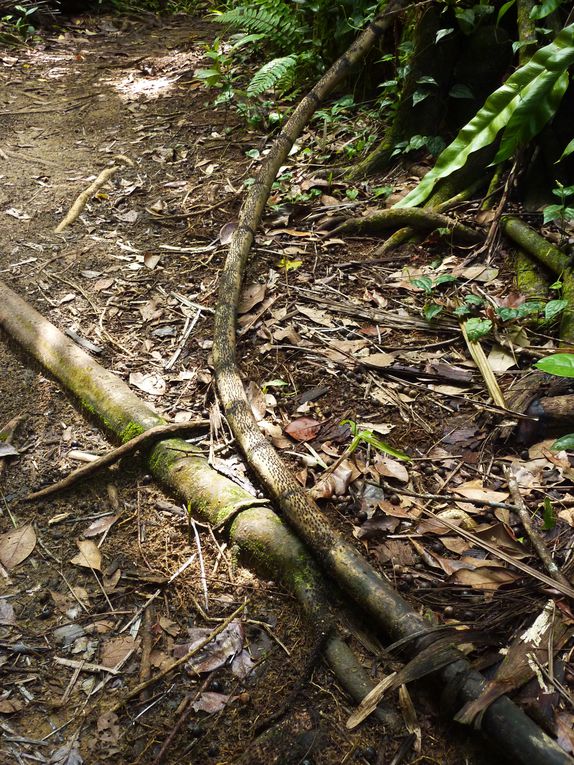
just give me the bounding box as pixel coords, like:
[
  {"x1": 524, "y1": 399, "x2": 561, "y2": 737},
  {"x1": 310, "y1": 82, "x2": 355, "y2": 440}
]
[
  {"x1": 391, "y1": 485, "x2": 519, "y2": 511},
  {"x1": 54, "y1": 157, "x2": 133, "y2": 233},
  {"x1": 109, "y1": 600, "x2": 248, "y2": 713},
  {"x1": 506, "y1": 469, "x2": 571, "y2": 589},
  {"x1": 26, "y1": 420, "x2": 208, "y2": 501},
  {"x1": 191, "y1": 517, "x2": 209, "y2": 612},
  {"x1": 119, "y1": 553, "x2": 196, "y2": 634}
]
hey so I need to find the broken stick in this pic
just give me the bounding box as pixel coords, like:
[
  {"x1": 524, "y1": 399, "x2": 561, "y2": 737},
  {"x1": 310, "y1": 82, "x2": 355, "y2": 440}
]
[{"x1": 26, "y1": 420, "x2": 208, "y2": 501}]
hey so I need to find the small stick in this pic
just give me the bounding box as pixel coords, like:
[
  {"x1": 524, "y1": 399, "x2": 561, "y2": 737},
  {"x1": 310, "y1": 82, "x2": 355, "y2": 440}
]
[
  {"x1": 26, "y1": 420, "x2": 209, "y2": 501},
  {"x1": 506, "y1": 469, "x2": 571, "y2": 589},
  {"x1": 109, "y1": 600, "x2": 248, "y2": 713},
  {"x1": 55, "y1": 166, "x2": 118, "y2": 233}
]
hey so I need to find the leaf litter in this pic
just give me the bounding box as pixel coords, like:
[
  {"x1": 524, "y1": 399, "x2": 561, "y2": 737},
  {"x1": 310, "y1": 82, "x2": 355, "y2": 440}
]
[{"x1": 0, "y1": 12, "x2": 573, "y2": 765}]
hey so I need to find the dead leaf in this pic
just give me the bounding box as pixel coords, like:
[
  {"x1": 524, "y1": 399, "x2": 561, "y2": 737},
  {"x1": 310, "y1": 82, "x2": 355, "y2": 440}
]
[
  {"x1": 176, "y1": 621, "x2": 244, "y2": 674},
  {"x1": 238, "y1": 283, "x2": 266, "y2": 314},
  {"x1": 0, "y1": 599, "x2": 16, "y2": 625},
  {"x1": 83, "y1": 515, "x2": 118, "y2": 538},
  {"x1": 129, "y1": 372, "x2": 166, "y2": 396},
  {"x1": 295, "y1": 304, "x2": 334, "y2": 327},
  {"x1": 219, "y1": 221, "x2": 237, "y2": 244},
  {"x1": 311, "y1": 460, "x2": 353, "y2": 499},
  {"x1": 374, "y1": 455, "x2": 409, "y2": 482},
  {"x1": 285, "y1": 417, "x2": 322, "y2": 442},
  {"x1": 0, "y1": 698, "x2": 24, "y2": 713},
  {"x1": 100, "y1": 635, "x2": 140, "y2": 668},
  {"x1": 0, "y1": 524, "x2": 36, "y2": 570},
  {"x1": 144, "y1": 253, "x2": 161, "y2": 269},
  {"x1": 0, "y1": 442, "x2": 19, "y2": 457},
  {"x1": 451, "y1": 567, "x2": 517, "y2": 590},
  {"x1": 192, "y1": 691, "x2": 235, "y2": 713},
  {"x1": 454, "y1": 480, "x2": 508, "y2": 504},
  {"x1": 70, "y1": 539, "x2": 102, "y2": 572},
  {"x1": 246, "y1": 381, "x2": 266, "y2": 421},
  {"x1": 362, "y1": 352, "x2": 395, "y2": 368}
]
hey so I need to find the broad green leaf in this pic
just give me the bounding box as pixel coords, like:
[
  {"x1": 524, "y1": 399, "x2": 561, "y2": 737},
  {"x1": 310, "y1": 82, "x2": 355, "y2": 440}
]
[
  {"x1": 412, "y1": 276, "x2": 433, "y2": 293},
  {"x1": 453, "y1": 305, "x2": 471, "y2": 317},
  {"x1": 530, "y1": 0, "x2": 563, "y2": 20},
  {"x1": 465, "y1": 294, "x2": 483, "y2": 305},
  {"x1": 551, "y1": 433, "x2": 574, "y2": 449},
  {"x1": 535, "y1": 353, "x2": 574, "y2": 377},
  {"x1": 396, "y1": 24, "x2": 574, "y2": 208},
  {"x1": 494, "y1": 70, "x2": 569, "y2": 163},
  {"x1": 557, "y1": 136, "x2": 574, "y2": 162},
  {"x1": 544, "y1": 299, "x2": 568, "y2": 321},
  {"x1": 449, "y1": 84, "x2": 474, "y2": 99},
  {"x1": 497, "y1": 0, "x2": 516, "y2": 25},
  {"x1": 496, "y1": 307, "x2": 520, "y2": 322},
  {"x1": 423, "y1": 303, "x2": 443, "y2": 321},
  {"x1": 543, "y1": 203, "x2": 564, "y2": 223},
  {"x1": 436, "y1": 28, "x2": 454, "y2": 43},
  {"x1": 465, "y1": 317, "x2": 492, "y2": 340},
  {"x1": 434, "y1": 274, "x2": 457, "y2": 286}
]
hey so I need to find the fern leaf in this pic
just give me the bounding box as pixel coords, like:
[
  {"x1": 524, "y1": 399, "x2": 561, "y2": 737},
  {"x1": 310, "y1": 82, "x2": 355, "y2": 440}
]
[
  {"x1": 247, "y1": 55, "x2": 299, "y2": 96},
  {"x1": 212, "y1": 4, "x2": 301, "y2": 51}
]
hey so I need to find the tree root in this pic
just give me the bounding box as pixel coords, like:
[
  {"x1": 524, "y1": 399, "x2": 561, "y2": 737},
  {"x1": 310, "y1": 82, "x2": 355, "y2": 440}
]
[
  {"x1": 209, "y1": 2, "x2": 573, "y2": 760},
  {"x1": 331, "y1": 207, "x2": 482, "y2": 243},
  {"x1": 501, "y1": 215, "x2": 574, "y2": 343},
  {"x1": 0, "y1": 280, "x2": 399, "y2": 732}
]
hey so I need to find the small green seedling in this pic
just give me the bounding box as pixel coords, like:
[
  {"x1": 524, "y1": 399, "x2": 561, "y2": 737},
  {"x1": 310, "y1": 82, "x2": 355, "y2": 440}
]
[{"x1": 341, "y1": 419, "x2": 410, "y2": 461}]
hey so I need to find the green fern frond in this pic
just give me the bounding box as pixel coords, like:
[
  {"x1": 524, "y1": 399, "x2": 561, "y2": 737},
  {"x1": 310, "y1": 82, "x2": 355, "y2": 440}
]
[
  {"x1": 246, "y1": 55, "x2": 299, "y2": 96},
  {"x1": 212, "y1": 3, "x2": 302, "y2": 52}
]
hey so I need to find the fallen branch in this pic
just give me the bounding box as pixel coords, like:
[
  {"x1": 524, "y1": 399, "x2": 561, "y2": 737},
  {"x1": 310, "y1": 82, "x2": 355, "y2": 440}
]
[
  {"x1": 54, "y1": 156, "x2": 133, "y2": 233},
  {"x1": 26, "y1": 420, "x2": 209, "y2": 501},
  {"x1": 0, "y1": 280, "x2": 397, "y2": 730}
]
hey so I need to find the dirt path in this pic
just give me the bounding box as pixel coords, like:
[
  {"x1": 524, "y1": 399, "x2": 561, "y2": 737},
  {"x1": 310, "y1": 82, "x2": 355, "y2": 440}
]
[{"x1": 0, "y1": 13, "x2": 566, "y2": 765}]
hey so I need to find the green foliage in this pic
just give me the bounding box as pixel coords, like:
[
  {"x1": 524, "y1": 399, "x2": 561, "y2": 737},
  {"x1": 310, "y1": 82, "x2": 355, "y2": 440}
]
[
  {"x1": 0, "y1": 3, "x2": 38, "y2": 43},
  {"x1": 543, "y1": 182, "x2": 574, "y2": 226},
  {"x1": 535, "y1": 353, "x2": 574, "y2": 377},
  {"x1": 341, "y1": 419, "x2": 411, "y2": 462},
  {"x1": 213, "y1": 3, "x2": 301, "y2": 52},
  {"x1": 465, "y1": 317, "x2": 493, "y2": 341},
  {"x1": 396, "y1": 23, "x2": 574, "y2": 209},
  {"x1": 541, "y1": 496, "x2": 557, "y2": 529},
  {"x1": 247, "y1": 54, "x2": 299, "y2": 97}
]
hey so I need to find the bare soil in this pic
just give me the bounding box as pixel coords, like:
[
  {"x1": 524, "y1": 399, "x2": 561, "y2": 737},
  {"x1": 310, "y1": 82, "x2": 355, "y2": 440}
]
[{"x1": 0, "y1": 13, "x2": 572, "y2": 765}]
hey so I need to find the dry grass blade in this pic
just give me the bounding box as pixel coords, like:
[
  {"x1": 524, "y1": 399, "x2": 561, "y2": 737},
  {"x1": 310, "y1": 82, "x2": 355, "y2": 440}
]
[{"x1": 461, "y1": 322, "x2": 506, "y2": 408}]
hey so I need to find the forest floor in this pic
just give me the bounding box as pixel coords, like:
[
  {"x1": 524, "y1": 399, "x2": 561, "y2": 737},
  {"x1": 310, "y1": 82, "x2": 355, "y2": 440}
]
[{"x1": 0, "y1": 12, "x2": 572, "y2": 765}]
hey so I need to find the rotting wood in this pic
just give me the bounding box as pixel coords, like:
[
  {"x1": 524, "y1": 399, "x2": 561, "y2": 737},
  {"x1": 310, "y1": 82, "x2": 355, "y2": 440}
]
[
  {"x1": 0, "y1": 280, "x2": 398, "y2": 730},
  {"x1": 210, "y1": 0, "x2": 574, "y2": 759}
]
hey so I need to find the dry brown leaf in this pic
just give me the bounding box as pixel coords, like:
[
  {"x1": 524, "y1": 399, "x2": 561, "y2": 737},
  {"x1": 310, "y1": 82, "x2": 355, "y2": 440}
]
[
  {"x1": 373, "y1": 455, "x2": 409, "y2": 483},
  {"x1": 0, "y1": 698, "x2": 24, "y2": 714},
  {"x1": 238, "y1": 282, "x2": 266, "y2": 314},
  {"x1": 311, "y1": 460, "x2": 353, "y2": 499},
  {"x1": 100, "y1": 635, "x2": 140, "y2": 668},
  {"x1": 70, "y1": 539, "x2": 102, "y2": 572},
  {"x1": 246, "y1": 381, "x2": 266, "y2": 421},
  {"x1": 454, "y1": 480, "x2": 508, "y2": 504},
  {"x1": 129, "y1": 371, "x2": 166, "y2": 396},
  {"x1": 362, "y1": 352, "x2": 395, "y2": 368},
  {"x1": 0, "y1": 524, "x2": 36, "y2": 570},
  {"x1": 0, "y1": 599, "x2": 16, "y2": 625},
  {"x1": 284, "y1": 417, "x2": 322, "y2": 442},
  {"x1": 295, "y1": 304, "x2": 334, "y2": 327},
  {"x1": 450, "y1": 566, "x2": 517, "y2": 590},
  {"x1": 83, "y1": 515, "x2": 118, "y2": 538}
]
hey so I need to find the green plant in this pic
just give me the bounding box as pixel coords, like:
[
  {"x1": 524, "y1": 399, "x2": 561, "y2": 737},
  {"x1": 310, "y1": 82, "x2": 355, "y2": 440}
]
[
  {"x1": 397, "y1": 23, "x2": 574, "y2": 209},
  {"x1": 0, "y1": 3, "x2": 38, "y2": 42},
  {"x1": 535, "y1": 353, "x2": 574, "y2": 449},
  {"x1": 543, "y1": 182, "x2": 574, "y2": 227},
  {"x1": 341, "y1": 419, "x2": 410, "y2": 461}
]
